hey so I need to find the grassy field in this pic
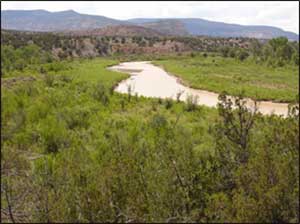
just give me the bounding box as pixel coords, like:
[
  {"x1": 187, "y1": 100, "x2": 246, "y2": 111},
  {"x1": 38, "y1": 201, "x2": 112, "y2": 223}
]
[{"x1": 154, "y1": 55, "x2": 299, "y2": 102}]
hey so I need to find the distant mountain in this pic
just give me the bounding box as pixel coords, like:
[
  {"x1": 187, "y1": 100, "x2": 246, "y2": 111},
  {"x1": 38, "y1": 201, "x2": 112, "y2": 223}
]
[
  {"x1": 1, "y1": 10, "x2": 298, "y2": 40},
  {"x1": 128, "y1": 18, "x2": 299, "y2": 40},
  {"x1": 136, "y1": 20, "x2": 189, "y2": 36},
  {"x1": 65, "y1": 25, "x2": 165, "y2": 37},
  {"x1": 181, "y1": 19, "x2": 298, "y2": 40},
  {"x1": 1, "y1": 9, "x2": 128, "y2": 31}
]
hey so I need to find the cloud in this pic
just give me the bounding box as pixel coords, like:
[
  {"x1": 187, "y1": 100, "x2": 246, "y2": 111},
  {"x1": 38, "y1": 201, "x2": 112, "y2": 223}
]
[{"x1": 1, "y1": 1, "x2": 299, "y2": 33}]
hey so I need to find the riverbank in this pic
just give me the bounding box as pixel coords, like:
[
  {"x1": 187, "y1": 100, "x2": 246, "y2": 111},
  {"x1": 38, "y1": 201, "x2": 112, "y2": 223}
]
[
  {"x1": 154, "y1": 55, "x2": 299, "y2": 103},
  {"x1": 109, "y1": 61, "x2": 290, "y2": 116}
]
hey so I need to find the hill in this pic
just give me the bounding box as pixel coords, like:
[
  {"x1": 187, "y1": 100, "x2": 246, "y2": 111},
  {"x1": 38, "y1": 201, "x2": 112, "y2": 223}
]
[
  {"x1": 2, "y1": 29, "x2": 258, "y2": 60},
  {"x1": 1, "y1": 9, "x2": 128, "y2": 31},
  {"x1": 64, "y1": 25, "x2": 165, "y2": 37},
  {"x1": 129, "y1": 18, "x2": 299, "y2": 40},
  {"x1": 1, "y1": 9, "x2": 298, "y2": 40},
  {"x1": 138, "y1": 20, "x2": 189, "y2": 36}
]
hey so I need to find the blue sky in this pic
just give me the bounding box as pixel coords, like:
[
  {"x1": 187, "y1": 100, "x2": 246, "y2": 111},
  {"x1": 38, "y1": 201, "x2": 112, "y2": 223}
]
[{"x1": 2, "y1": 1, "x2": 299, "y2": 33}]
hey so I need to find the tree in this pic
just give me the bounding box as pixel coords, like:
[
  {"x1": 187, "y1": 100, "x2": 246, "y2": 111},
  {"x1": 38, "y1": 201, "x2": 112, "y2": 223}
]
[
  {"x1": 292, "y1": 51, "x2": 299, "y2": 65},
  {"x1": 236, "y1": 49, "x2": 249, "y2": 61},
  {"x1": 216, "y1": 92, "x2": 257, "y2": 163},
  {"x1": 228, "y1": 48, "x2": 236, "y2": 58},
  {"x1": 261, "y1": 37, "x2": 298, "y2": 66},
  {"x1": 220, "y1": 46, "x2": 230, "y2": 57},
  {"x1": 249, "y1": 39, "x2": 262, "y2": 58}
]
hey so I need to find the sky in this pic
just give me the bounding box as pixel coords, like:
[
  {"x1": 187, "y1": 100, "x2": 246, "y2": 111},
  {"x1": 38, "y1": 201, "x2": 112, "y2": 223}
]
[{"x1": 2, "y1": 1, "x2": 299, "y2": 34}]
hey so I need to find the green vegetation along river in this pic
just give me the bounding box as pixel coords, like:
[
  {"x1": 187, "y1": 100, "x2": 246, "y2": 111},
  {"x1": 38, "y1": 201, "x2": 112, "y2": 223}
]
[
  {"x1": 110, "y1": 61, "x2": 289, "y2": 116},
  {"x1": 2, "y1": 58, "x2": 299, "y2": 223},
  {"x1": 154, "y1": 55, "x2": 299, "y2": 103}
]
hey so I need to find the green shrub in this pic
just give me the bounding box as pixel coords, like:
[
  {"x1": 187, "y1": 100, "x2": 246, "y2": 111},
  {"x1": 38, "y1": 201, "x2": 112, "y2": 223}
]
[
  {"x1": 237, "y1": 50, "x2": 249, "y2": 61},
  {"x1": 150, "y1": 114, "x2": 168, "y2": 131},
  {"x1": 62, "y1": 107, "x2": 90, "y2": 130},
  {"x1": 158, "y1": 98, "x2": 163, "y2": 104},
  {"x1": 59, "y1": 74, "x2": 73, "y2": 83},
  {"x1": 229, "y1": 48, "x2": 236, "y2": 58},
  {"x1": 165, "y1": 97, "x2": 173, "y2": 109},
  {"x1": 127, "y1": 84, "x2": 134, "y2": 102},
  {"x1": 92, "y1": 82, "x2": 110, "y2": 105},
  {"x1": 43, "y1": 74, "x2": 55, "y2": 87},
  {"x1": 38, "y1": 115, "x2": 68, "y2": 153},
  {"x1": 176, "y1": 90, "x2": 184, "y2": 103},
  {"x1": 185, "y1": 94, "x2": 199, "y2": 112}
]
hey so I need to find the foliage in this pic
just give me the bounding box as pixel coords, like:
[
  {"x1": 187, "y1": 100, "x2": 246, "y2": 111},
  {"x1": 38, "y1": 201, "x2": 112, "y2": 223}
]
[
  {"x1": 253, "y1": 37, "x2": 299, "y2": 67},
  {"x1": 206, "y1": 93, "x2": 299, "y2": 222},
  {"x1": 185, "y1": 94, "x2": 199, "y2": 112},
  {"x1": 155, "y1": 54, "x2": 299, "y2": 102},
  {"x1": 1, "y1": 44, "x2": 54, "y2": 76},
  {"x1": 1, "y1": 45, "x2": 299, "y2": 223}
]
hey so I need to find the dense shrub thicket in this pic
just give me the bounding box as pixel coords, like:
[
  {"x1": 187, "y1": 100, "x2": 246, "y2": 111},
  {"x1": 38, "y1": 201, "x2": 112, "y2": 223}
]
[
  {"x1": 1, "y1": 58, "x2": 299, "y2": 223},
  {"x1": 2, "y1": 29, "x2": 298, "y2": 75},
  {"x1": 1, "y1": 44, "x2": 54, "y2": 76},
  {"x1": 219, "y1": 37, "x2": 299, "y2": 66}
]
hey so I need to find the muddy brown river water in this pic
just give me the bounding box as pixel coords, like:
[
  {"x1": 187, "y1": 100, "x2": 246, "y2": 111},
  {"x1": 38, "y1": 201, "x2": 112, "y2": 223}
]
[{"x1": 109, "y1": 61, "x2": 289, "y2": 116}]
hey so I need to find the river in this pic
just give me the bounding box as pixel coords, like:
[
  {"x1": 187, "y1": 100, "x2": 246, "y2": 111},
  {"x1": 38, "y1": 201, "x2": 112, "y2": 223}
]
[{"x1": 109, "y1": 61, "x2": 289, "y2": 116}]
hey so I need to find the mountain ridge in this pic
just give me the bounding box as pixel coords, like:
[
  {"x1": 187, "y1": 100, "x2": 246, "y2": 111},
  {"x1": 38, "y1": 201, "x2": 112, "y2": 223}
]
[
  {"x1": 1, "y1": 9, "x2": 298, "y2": 40},
  {"x1": 64, "y1": 25, "x2": 165, "y2": 37}
]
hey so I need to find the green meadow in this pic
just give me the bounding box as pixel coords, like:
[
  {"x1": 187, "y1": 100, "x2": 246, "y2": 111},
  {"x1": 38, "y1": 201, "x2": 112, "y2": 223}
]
[{"x1": 155, "y1": 55, "x2": 299, "y2": 102}]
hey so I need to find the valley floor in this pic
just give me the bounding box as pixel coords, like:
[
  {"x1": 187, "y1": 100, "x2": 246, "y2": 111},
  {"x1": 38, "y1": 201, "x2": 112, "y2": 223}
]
[
  {"x1": 154, "y1": 54, "x2": 299, "y2": 103},
  {"x1": 1, "y1": 57, "x2": 299, "y2": 223},
  {"x1": 110, "y1": 61, "x2": 289, "y2": 116}
]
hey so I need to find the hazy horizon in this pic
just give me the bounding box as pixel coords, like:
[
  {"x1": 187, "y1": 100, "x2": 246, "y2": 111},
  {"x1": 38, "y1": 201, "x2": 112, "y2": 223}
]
[{"x1": 1, "y1": 1, "x2": 299, "y2": 34}]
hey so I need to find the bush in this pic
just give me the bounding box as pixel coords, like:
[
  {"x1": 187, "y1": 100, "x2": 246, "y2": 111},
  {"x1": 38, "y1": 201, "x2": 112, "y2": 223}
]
[
  {"x1": 220, "y1": 46, "x2": 230, "y2": 57},
  {"x1": 165, "y1": 97, "x2": 173, "y2": 109},
  {"x1": 62, "y1": 107, "x2": 90, "y2": 130},
  {"x1": 150, "y1": 114, "x2": 168, "y2": 131},
  {"x1": 43, "y1": 74, "x2": 55, "y2": 87},
  {"x1": 44, "y1": 61, "x2": 71, "y2": 73},
  {"x1": 229, "y1": 48, "x2": 236, "y2": 58},
  {"x1": 127, "y1": 84, "x2": 134, "y2": 102},
  {"x1": 176, "y1": 90, "x2": 184, "y2": 103},
  {"x1": 158, "y1": 98, "x2": 163, "y2": 104},
  {"x1": 93, "y1": 82, "x2": 109, "y2": 105},
  {"x1": 151, "y1": 101, "x2": 158, "y2": 111},
  {"x1": 292, "y1": 52, "x2": 299, "y2": 65},
  {"x1": 38, "y1": 115, "x2": 68, "y2": 153},
  {"x1": 1, "y1": 44, "x2": 54, "y2": 74},
  {"x1": 237, "y1": 50, "x2": 249, "y2": 61},
  {"x1": 185, "y1": 94, "x2": 199, "y2": 111},
  {"x1": 120, "y1": 98, "x2": 126, "y2": 111},
  {"x1": 59, "y1": 74, "x2": 73, "y2": 83},
  {"x1": 40, "y1": 66, "x2": 47, "y2": 74}
]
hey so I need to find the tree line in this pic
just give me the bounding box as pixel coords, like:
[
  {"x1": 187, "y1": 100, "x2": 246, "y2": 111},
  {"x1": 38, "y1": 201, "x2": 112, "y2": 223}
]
[{"x1": 219, "y1": 37, "x2": 299, "y2": 66}]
